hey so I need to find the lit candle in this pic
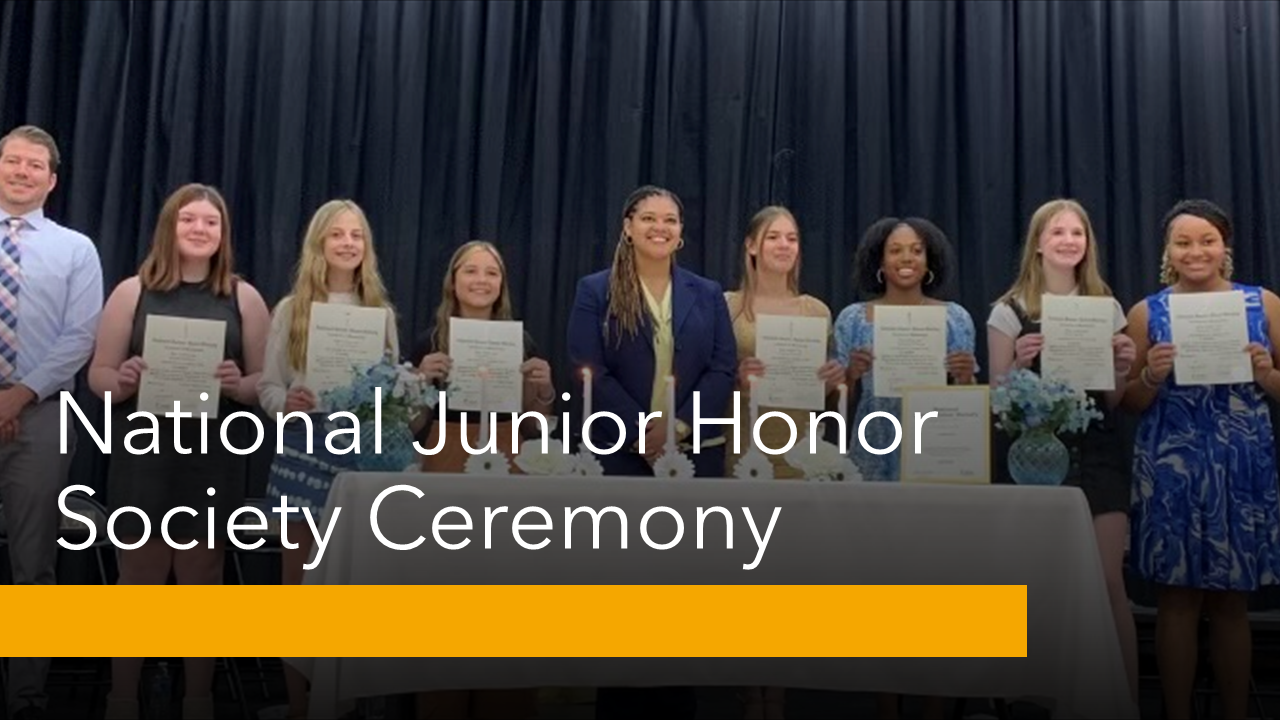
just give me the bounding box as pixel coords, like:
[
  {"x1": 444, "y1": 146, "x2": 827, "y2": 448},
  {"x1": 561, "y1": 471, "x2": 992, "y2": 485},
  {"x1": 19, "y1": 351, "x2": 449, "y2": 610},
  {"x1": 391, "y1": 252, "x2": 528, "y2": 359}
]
[
  {"x1": 582, "y1": 367, "x2": 593, "y2": 422},
  {"x1": 748, "y1": 375, "x2": 760, "y2": 450},
  {"x1": 665, "y1": 375, "x2": 677, "y2": 454},
  {"x1": 479, "y1": 367, "x2": 490, "y2": 447}
]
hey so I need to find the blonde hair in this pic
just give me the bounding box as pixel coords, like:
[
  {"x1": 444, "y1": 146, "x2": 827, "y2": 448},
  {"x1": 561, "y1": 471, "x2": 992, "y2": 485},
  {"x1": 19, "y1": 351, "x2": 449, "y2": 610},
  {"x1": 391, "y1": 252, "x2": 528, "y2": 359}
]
[
  {"x1": 285, "y1": 200, "x2": 394, "y2": 371},
  {"x1": 996, "y1": 199, "x2": 1112, "y2": 319},
  {"x1": 606, "y1": 186, "x2": 683, "y2": 344},
  {"x1": 430, "y1": 241, "x2": 514, "y2": 352},
  {"x1": 139, "y1": 183, "x2": 236, "y2": 296},
  {"x1": 734, "y1": 205, "x2": 802, "y2": 322}
]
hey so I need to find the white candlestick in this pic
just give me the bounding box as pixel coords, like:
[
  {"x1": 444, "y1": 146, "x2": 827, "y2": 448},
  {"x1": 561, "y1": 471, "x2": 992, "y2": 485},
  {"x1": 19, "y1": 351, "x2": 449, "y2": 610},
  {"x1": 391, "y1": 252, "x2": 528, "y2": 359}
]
[
  {"x1": 582, "y1": 368, "x2": 593, "y2": 423},
  {"x1": 838, "y1": 382, "x2": 848, "y2": 420},
  {"x1": 748, "y1": 375, "x2": 760, "y2": 451},
  {"x1": 665, "y1": 375, "x2": 676, "y2": 454},
  {"x1": 479, "y1": 367, "x2": 490, "y2": 447}
]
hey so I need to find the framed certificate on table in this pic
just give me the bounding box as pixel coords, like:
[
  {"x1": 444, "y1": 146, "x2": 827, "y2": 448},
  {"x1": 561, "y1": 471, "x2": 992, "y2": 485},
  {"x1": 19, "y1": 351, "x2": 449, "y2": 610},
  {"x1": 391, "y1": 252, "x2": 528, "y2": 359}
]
[{"x1": 900, "y1": 385, "x2": 991, "y2": 484}]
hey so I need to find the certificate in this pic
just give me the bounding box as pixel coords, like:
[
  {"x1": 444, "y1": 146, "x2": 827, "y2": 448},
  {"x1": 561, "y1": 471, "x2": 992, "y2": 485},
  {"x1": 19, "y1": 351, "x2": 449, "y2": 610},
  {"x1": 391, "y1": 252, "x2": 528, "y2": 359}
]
[
  {"x1": 448, "y1": 318, "x2": 524, "y2": 413},
  {"x1": 1169, "y1": 291, "x2": 1252, "y2": 386},
  {"x1": 872, "y1": 305, "x2": 947, "y2": 398},
  {"x1": 1041, "y1": 295, "x2": 1116, "y2": 391},
  {"x1": 138, "y1": 315, "x2": 226, "y2": 417},
  {"x1": 755, "y1": 314, "x2": 828, "y2": 410},
  {"x1": 900, "y1": 385, "x2": 990, "y2": 484},
  {"x1": 305, "y1": 303, "x2": 389, "y2": 397}
]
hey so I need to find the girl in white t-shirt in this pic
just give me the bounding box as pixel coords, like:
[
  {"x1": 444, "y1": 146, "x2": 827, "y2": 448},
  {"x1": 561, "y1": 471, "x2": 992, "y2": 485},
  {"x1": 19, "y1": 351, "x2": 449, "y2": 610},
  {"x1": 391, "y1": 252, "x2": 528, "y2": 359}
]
[{"x1": 986, "y1": 198, "x2": 1138, "y2": 701}]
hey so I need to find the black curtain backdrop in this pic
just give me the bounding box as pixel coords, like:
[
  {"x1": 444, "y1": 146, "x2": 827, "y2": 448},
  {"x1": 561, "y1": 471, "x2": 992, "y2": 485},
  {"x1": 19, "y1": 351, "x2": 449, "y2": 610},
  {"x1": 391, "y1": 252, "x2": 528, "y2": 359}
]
[{"x1": 3, "y1": 0, "x2": 1280, "y2": 495}]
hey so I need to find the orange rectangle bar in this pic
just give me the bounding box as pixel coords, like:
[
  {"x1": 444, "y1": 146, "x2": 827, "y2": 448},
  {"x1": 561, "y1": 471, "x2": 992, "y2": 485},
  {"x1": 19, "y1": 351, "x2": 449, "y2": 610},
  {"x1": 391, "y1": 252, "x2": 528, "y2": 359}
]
[{"x1": 0, "y1": 585, "x2": 1025, "y2": 657}]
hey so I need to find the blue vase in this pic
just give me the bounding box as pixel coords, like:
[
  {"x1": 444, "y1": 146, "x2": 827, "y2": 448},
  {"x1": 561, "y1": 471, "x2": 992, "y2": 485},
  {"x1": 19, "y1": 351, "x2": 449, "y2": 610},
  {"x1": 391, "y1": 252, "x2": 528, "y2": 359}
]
[
  {"x1": 1007, "y1": 428, "x2": 1069, "y2": 485},
  {"x1": 355, "y1": 422, "x2": 418, "y2": 472}
]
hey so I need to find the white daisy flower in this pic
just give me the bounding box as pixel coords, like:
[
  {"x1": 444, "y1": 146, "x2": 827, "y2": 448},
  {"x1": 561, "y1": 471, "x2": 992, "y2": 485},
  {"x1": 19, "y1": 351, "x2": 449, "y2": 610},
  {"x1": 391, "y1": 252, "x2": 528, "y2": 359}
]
[
  {"x1": 570, "y1": 452, "x2": 605, "y2": 477},
  {"x1": 465, "y1": 452, "x2": 511, "y2": 476},
  {"x1": 514, "y1": 439, "x2": 578, "y2": 476},
  {"x1": 733, "y1": 449, "x2": 775, "y2": 481},
  {"x1": 652, "y1": 451, "x2": 696, "y2": 480}
]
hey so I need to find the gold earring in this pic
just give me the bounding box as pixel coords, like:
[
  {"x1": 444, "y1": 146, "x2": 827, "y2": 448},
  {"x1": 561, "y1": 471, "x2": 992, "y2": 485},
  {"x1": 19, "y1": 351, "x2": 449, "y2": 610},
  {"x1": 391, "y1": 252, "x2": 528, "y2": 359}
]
[
  {"x1": 1222, "y1": 247, "x2": 1234, "y2": 279},
  {"x1": 1160, "y1": 251, "x2": 1178, "y2": 285}
]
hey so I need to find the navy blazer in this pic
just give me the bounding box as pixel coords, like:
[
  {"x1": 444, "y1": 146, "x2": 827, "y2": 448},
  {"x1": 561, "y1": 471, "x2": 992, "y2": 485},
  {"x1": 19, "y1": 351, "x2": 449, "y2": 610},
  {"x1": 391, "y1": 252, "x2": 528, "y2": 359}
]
[{"x1": 567, "y1": 266, "x2": 736, "y2": 452}]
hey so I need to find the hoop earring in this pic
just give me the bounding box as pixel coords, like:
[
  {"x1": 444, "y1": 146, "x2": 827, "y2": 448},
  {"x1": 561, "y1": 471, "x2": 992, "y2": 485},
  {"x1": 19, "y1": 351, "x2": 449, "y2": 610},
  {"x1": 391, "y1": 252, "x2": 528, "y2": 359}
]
[
  {"x1": 1221, "y1": 247, "x2": 1234, "y2": 279},
  {"x1": 875, "y1": 269, "x2": 884, "y2": 285},
  {"x1": 926, "y1": 270, "x2": 936, "y2": 286},
  {"x1": 676, "y1": 238, "x2": 685, "y2": 250}
]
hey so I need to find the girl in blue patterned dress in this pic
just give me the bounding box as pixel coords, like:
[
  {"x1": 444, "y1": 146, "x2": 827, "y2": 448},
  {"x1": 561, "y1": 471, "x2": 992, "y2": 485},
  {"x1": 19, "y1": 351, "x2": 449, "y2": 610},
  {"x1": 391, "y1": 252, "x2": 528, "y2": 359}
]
[
  {"x1": 1124, "y1": 199, "x2": 1280, "y2": 720},
  {"x1": 834, "y1": 217, "x2": 977, "y2": 720}
]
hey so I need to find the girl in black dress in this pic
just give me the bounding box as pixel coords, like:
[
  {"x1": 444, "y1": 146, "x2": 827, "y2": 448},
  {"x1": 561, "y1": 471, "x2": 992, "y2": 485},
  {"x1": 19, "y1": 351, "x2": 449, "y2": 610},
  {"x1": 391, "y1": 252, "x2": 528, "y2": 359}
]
[
  {"x1": 89, "y1": 183, "x2": 271, "y2": 720},
  {"x1": 986, "y1": 198, "x2": 1139, "y2": 701}
]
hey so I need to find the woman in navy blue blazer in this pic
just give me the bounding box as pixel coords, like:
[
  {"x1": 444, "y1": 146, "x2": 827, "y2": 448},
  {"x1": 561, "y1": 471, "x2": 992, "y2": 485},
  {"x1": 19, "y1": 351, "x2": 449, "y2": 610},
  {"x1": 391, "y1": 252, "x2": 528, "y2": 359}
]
[
  {"x1": 567, "y1": 187, "x2": 734, "y2": 718},
  {"x1": 567, "y1": 185, "x2": 736, "y2": 479}
]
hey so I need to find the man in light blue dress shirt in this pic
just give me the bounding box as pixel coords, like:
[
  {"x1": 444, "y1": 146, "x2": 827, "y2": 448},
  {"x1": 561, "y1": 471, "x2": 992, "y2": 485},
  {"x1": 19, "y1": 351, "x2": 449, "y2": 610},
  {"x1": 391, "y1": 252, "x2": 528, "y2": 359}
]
[{"x1": 0, "y1": 125, "x2": 103, "y2": 720}]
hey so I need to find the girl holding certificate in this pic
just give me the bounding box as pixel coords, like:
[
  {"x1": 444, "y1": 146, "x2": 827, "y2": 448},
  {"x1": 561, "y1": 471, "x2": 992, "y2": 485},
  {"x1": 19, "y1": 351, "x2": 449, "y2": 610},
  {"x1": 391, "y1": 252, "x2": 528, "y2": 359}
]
[
  {"x1": 408, "y1": 240, "x2": 555, "y2": 477},
  {"x1": 833, "y1": 218, "x2": 977, "y2": 481},
  {"x1": 724, "y1": 205, "x2": 843, "y2": 478},
  {"x1": 1123, "y1": 199, "x2": 1280, "y2": 720},
  {"x1": 833, "y1": 217, "x2": 975, "y2": 720},
  {"x1": 986, "y1": 198, "x2": 1138, "y2": 700},
  {"x1": 88, "y1": 183, "x2": 271, "y2": 720},
  {"x1": 256, "y1": 199, "x2": 399, "y2": 720},
  {"x1": 409, "y1": 244, "x2": 549, "y2": 718},
  {"x1": 725, "y1": 206, "x2": 842, "y2": 720}
]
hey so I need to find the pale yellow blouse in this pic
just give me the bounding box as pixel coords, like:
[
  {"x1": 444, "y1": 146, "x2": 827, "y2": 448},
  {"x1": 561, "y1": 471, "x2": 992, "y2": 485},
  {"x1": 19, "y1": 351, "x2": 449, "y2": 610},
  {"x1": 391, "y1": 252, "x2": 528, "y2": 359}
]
[{"x1": 642, "y1": 282, "x2": 674, "y2": 413}]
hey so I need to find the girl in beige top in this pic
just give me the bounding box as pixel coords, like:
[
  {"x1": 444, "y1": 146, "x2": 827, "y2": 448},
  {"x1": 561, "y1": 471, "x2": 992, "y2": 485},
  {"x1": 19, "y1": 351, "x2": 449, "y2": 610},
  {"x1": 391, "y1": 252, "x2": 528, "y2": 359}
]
[
  {"x1": 729, "y1": 207, "x2": 844, "y2": 720},
  {"x1": 726, "y1": 206, "x2": 844, "y2": 487}
]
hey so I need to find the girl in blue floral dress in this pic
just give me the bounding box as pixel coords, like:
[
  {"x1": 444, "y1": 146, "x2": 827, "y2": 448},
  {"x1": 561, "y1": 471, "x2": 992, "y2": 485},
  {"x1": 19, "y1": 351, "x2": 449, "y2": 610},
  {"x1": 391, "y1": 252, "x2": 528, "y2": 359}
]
[
  {"x1": 834, "y1": 217, "x2": 978, "y2": 486},
  {"x1": 1124, "y1": 199, "x2": 1280, "y2": 720},
  {"x1": 835, "y1": 218, "x2": 977, "y2": 720}
]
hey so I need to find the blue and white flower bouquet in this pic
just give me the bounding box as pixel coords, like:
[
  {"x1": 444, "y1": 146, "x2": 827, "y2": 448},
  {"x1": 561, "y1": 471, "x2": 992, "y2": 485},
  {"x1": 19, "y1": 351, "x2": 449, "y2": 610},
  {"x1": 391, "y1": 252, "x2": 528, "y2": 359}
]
[
  {"x1": 320, "y1": 358, "x2": 439, "y2": 472},
  {"x1": 990, "y1": 368, "x2": 1101, "y2": 437},
  {"x1": 992, "y1": 369, "x2": 1103, "y2": 485}
]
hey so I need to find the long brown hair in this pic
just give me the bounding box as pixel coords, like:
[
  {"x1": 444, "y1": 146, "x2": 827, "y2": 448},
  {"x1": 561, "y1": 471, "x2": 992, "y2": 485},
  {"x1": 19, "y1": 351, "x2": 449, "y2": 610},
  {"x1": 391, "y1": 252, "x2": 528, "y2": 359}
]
[
  {"x1": 430, "y1": 241, "x2": 515, "y2": 352},
  {"x1": 734, "y1": 205, "x2": 801, "y2": 322},
  {"x1": 605, "y1": 185, "x2": 684, "y2": 344},
  {"x1": 284, "y1": 199, "x2": 394, "y2": 371},
  {"x1": 139, "y1": 183, "x2": 236, "y2": 296},
  {"x1": 997, "y1": 198, "x2": 1112, "y2": 319}
]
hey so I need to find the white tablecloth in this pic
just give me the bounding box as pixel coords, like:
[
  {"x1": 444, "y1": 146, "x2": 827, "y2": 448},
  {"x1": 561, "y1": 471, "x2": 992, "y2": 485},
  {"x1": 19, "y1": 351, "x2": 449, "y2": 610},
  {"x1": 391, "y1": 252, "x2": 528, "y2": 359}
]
[{"x1": 290, "y1": 472, "x2": 1136, "y2": 719}]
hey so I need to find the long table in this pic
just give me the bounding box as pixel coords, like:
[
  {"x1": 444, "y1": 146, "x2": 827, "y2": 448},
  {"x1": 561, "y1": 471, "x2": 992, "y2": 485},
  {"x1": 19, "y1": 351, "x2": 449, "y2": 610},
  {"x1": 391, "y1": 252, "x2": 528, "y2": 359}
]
[{"x1": 289, "y1": 472, "x2": 1136, "y2": 719}]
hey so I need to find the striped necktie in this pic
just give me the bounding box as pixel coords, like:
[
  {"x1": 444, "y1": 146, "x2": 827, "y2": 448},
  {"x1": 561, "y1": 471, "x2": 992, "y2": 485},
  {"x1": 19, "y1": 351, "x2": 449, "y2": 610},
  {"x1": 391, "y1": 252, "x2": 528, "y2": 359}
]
[{"x1": 0, "y1": 217, "x2": 22, "y2": 381}]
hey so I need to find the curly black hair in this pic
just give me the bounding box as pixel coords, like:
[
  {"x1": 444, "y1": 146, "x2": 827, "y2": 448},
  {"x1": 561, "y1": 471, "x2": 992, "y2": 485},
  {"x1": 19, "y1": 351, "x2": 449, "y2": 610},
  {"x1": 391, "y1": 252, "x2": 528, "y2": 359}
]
[
  {"x1": 1161, "y1": 199, "x2": 1232, "y2": 245},
  {"x1": 851, "y1": 216, "x2": 958, "y2": 300}
]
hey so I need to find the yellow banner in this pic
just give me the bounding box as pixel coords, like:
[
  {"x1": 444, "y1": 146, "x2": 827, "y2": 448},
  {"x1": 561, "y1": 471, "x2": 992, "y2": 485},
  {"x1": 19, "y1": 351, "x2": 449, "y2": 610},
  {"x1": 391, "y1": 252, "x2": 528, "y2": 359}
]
[{"x1": 1, "y1": 585, "x2": 1025, "y2": 657}]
